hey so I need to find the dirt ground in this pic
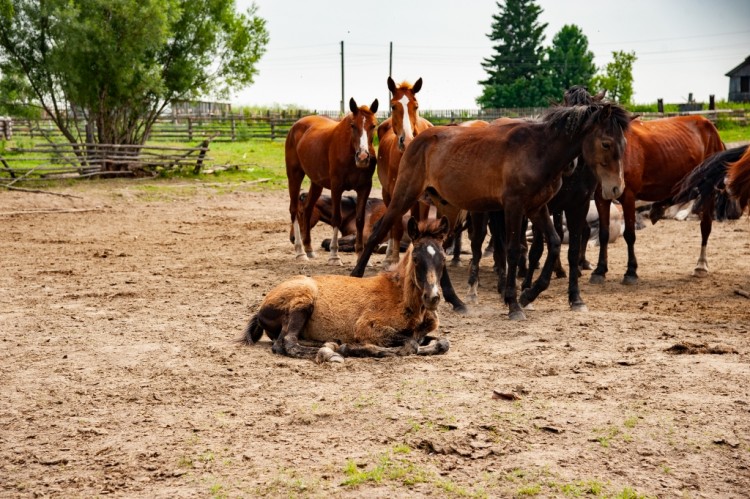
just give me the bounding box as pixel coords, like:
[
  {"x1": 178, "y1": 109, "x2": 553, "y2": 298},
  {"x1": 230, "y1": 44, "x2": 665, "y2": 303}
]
[{"x1": 1, "y1": 181, "x2": 749, "y2": 498}]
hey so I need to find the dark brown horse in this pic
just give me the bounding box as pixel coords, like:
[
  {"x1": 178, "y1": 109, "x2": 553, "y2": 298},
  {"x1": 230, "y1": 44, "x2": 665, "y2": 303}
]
[
  {"x1": 352, "y1": 103, "x2": 632, "y2": 320},
  {"x1": 286, "y1": 97, "x2": 378, "y2": 265},
  {"x1": 673, "y1": 145, "x2": 750, "y2": 221},
  {"x1": 591, "y1": 115, "x2": 725, "y2": 284},
  {"x1": 241, "y1": 217, "x2": 452, "y2": 363},
  {"x1": 377, "y1": 77, "x2": 432, "y2": 267}
]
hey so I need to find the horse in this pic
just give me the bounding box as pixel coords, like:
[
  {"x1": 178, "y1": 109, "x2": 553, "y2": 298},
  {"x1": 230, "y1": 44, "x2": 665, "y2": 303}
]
[
  {"x1": 673, "y1": 145, "x2": 750, "y2": 221},
  {"x1": 286, "y1": 97, "x2": 379, "y2": 265},
  {"x1": 377, "y1": 77, "x2": 432, "y2": 267},
  {"x1": 351, "y1": 103, "x2": 632, "y2": 320},
  {"x1": 240, "y1": 217, "x2": 452, "y2": 363},
  {"x1": 590, "y1": 114, "x2": 724, "y2": 284},
  {"x1": 288, "y1": 192, "x2": 411, "y2": 253}
]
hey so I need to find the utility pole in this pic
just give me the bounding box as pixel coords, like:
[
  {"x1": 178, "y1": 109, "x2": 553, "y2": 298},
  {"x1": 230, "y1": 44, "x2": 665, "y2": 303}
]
[
  {"x1": 340, "y1": 41, "x2": 345, "y2": 116},
  {"x1": 388, "y1": 41, "x2": 393, "y2": 103}
]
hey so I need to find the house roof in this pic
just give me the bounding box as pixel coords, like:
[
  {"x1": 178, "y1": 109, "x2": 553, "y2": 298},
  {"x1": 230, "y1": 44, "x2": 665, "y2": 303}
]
[{"x1": 726, "y1": 55, "x2": 750, "y2": 76}]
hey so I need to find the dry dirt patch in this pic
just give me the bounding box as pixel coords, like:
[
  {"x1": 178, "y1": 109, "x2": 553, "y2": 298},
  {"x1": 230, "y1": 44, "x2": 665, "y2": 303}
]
[{"x1": 1, "y1": 182, "x2": 749, "y2": 497}]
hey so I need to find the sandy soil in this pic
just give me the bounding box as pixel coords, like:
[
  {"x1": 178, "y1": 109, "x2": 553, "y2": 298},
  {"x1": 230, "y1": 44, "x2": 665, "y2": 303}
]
[{"x1": 1, "y1": 181, "x2": 749, "y2": 498}]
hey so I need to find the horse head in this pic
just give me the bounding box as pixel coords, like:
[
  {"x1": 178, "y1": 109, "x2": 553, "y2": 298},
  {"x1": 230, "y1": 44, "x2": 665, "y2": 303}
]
[
  {"x1": 348, "y1": 97, "x2": 379, "y2": 169},
  {"x1": 406, "y1": 216, "x2": 449, "y2": 311},
  {"x1": 580, "y1": 103, "x2": 634, "y2": 200},
  {"x1": 387, "y1": 77, "x2": 423, "y2": 151}
]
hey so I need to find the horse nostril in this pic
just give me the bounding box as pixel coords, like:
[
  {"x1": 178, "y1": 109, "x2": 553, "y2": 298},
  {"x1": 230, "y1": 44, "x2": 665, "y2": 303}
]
[{"x1": 613, "y1": 186, "x2": 621, "y2": 198}]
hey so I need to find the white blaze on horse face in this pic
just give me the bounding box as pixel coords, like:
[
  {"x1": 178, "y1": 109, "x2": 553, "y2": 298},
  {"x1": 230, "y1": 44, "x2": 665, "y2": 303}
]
[
  {"x1": 357, "y1": 116, "x2": 368, "y2": 161},
  {"x1": 399, "y1": 94, "x2": 413, "y2": 142}
]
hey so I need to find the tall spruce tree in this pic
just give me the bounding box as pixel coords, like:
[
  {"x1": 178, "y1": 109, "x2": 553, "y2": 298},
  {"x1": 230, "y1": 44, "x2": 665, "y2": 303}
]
[
  {"x1": 477, "y1": 0, "x2": 549, "y2": 108},
  {"x1": 546, "y1": 25, "x2": 596, "y2": 100}
]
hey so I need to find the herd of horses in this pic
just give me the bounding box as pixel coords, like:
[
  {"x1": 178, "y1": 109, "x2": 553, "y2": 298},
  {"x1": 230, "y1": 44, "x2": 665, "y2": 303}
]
[{"x1": 242, "y1": 77, "x2": 750, "y2": 362}]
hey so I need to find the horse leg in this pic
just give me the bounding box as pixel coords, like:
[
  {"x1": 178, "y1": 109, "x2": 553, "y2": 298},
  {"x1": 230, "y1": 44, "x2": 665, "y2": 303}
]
[
  {"x1": 590, "y1": 189, "x2": 611, "y2": 284},
  {"x1": 552, "y1": 212, "x2": 567, "y2": 278},
  {"x1": 467, "y1": 211, "x2": 488, "y2": 303},
  {"x1": 280, "y1": 309, "x2": 344, "y2": 363},
  {"x1": 693, "y1": 193, "x2": 715, "y2": 277},
  {"x1": 489, "y1": 211, "x2": 507, "y2": 295},
  {"x1": 564, "y1": 203, "x2": 589, "y2": 311},
  {"x1": 620, "y1": 192, "x2": 639, "y2": 285},
  {"x1": 326, "y1": 186, "x2": 345, "y2": 266},
  {"x1": 580, "y1": 217, "x2": 593, "y2": 270},
  {"x1": 287, "y1": 166, "x2": 308, "y2": 260},
  {"x1": 499, "y1": 206, "x2": 525, "y2": 320},
  {"x1": 300, "y1": 183, "x2": 323, "y2": 259},
  {"x1": 441, "y1": 266, "x2": 468, "y2": 314},
  {"x1": 517, "y1": 216, "x2": 529, "y2": 278},
  {"x1": 354, "y1": 184, "x2": 373, "y2": 258},
  {"x1": 522, "y1": 222, "x2": 544, "y2": 292},
  {"x1": 519, "y1": 206, "x2": 561, "y2": 308}
]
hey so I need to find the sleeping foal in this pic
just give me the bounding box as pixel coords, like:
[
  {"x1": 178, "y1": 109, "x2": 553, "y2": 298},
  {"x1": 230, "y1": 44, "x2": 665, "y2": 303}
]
[{"x1": 240, "y1": 217, "x2": 452, "y2": 363}]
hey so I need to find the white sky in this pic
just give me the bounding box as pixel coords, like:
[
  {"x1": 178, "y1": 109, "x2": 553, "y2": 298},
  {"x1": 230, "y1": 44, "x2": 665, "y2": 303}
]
[{"x1": 233, "y1": 0, "x2": 750, "y2": 110}]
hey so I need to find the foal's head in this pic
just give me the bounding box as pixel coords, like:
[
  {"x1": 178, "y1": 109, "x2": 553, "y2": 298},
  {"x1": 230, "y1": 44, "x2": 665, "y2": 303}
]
[
  {"x1": 406, "y1": 216, "x2": 450, "y2": 311},
  {"x1": 387, "y1": 77, "x2": 423, "y2": 151},
  {"x1": 347, "y1": 97, "x2": 379, "y2": 168}
]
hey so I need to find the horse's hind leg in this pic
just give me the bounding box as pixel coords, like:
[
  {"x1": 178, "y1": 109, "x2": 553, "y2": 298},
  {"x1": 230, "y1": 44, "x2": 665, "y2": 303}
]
[
  {"x1": 552, "y1": 212, "x2": 567, "y2": 278},
  {"x1": 620, "y1": 191, "x2": 639, "y2": 285},
  {"x1": 693, "y1": 194, "x2": 715, "y2": 277},
  {"x1": 590, "y1": 190, "x2": 611, "y2": 284},
  {"x1": 564, "y1": 203, "x2": 589, "y2": 311},
  {"x1": 301, "y1": 183, "x2": 323, "y2": 259},
  {"x1": 519, "y1": 206, "x2": 561, "y2": 309},
  {"x1": 281, "y1": 309, "x2": 344, "y2": 363},
  {"x1": 467, "y1": 211, "x2": 488, "y2": 303},
  {"x1": 287, "y1": 165, "x2": 308, "y2": 260}
]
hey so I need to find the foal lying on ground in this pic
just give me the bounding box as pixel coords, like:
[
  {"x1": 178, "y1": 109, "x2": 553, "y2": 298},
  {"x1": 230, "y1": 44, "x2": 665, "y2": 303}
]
[{"x1": 240, "y1": 217, "x2": 452, "y2": 363}]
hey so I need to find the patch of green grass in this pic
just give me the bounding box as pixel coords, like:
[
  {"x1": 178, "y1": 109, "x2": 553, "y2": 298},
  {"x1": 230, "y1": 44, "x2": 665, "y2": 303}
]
[
  {"x1": 177, "y1": 456, "x2": 194, "y2": 468},
  {"x1": 558, "y1": 479, "x2": 605, "y2": 496},
  {"x1": 209, "y1": 482, "x2": 226, "y2": 499},
  {"x1": 623, "y1": 416, "x2": 638, "y2": 429},
  {"x1": 435, "y1": 479, "x2": 489, "y2": 498},
  {"x1": 614, "y1": 486, "x2": 651, "y2": 499},
  {"x1": 341, "y1": 450, "x2": 429, "y2": 488},
  {"x1": 593, "y1": 426, "x2": 622, "y2": 448},
  {"x1": 517, "y1": 483, "x2": 542, "y2": 496}
]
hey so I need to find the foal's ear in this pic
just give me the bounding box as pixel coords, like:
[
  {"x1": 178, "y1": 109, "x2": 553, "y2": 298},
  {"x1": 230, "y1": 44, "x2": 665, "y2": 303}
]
[
  {"x1": 412, "y1": 77, "x2": 423, "y2": 94},
  {"x1": 370, "y1": 99, "x2": 379, "y2": 114},
  {"x1": 407, "y1": 217, "x2": 420, "y2": 241},
  {"x1": 437, "y1": 216, "x2": 450, "y2": 239},
  {"x1": 349, "y1": 97, "x2": 358, "y2": 114},
  {"x1": 387, "y1": 76, "x2": 397, "y2": 94}
]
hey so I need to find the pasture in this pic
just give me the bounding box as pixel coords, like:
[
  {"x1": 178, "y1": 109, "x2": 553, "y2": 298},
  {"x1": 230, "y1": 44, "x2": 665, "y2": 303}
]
[{"x1": 1, "y1": 179, "x2": 749, "y2": 498}]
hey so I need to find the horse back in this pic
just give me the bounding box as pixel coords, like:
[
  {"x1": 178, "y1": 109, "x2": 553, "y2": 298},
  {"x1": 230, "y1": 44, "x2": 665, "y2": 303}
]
[
  {"x1": 627, "y1": 116, "x2": 723, "y2": 200},
  {"x1": 286, "y1": 115, "x2": 341, "y2": 185}
]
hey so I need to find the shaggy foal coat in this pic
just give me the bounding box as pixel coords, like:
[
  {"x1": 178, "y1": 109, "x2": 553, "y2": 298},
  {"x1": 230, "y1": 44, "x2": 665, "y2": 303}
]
[{"x1": 241, "y1": 217, "x2": 452, "y2": 362}]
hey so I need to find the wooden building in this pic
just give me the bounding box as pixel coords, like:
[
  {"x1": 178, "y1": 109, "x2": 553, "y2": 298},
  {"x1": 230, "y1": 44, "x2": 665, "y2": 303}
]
[{"x1": 727, "y1": 55, "x2": 750, "y2": 103}]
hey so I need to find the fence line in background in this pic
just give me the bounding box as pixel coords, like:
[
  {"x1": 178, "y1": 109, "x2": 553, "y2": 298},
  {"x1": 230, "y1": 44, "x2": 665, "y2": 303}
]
[{"x1": 2, "y1": 108, "x2": 748, "y2": 143}]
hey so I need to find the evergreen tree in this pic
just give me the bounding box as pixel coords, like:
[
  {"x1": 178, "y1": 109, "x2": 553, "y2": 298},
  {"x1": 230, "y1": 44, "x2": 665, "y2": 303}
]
[
  {"x1": 546, "y1": 25, "x2": 596, "y2": 100},
  {"x1": 477, "y1": 0, "x2": 549, "y2": 108}
]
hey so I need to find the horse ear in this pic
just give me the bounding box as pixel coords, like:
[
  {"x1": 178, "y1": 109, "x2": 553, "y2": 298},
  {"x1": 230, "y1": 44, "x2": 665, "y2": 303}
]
[
  {"x1": 437, "y1": 216, "x2": 450, "y2": 238},
  {"x1": 630, "y1": 114, "x2": 640, "y2": 122},
  {"x1": 407, "y1": 217, "x2": 420, "y2": 241},
  {"x1": 412, "y1": 77, "x2": 423, "y2": 94},
  {"x1": 387, "y1": 76, "x2": 397, "y2": 94},
  {"x1": 595, "y1": 89, "x2": 606, "y2": 101},
  {"x1": 370, "y1": 99, "x2": 379, "y2": 114},
  {"x1": 349, "y1": 97, "x2": 358, "y2": 114}
]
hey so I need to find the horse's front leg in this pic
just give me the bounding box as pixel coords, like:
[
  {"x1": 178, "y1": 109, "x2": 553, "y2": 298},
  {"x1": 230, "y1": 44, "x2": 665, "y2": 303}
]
[
  {"x1": 590, "y1": 189, "x2": 611, "y2": 284},
  {"x1": 519, "y1": 206, "x2": 561, "y2": 308},
  {"x1": 327, "y1": 186, "x2": 345, "y2": 266},
  {"x1": 467, "y1": 211, "x2": 488, "y2": 303},
  {"x1": 552, "y1": 212, "x2": 567, "y2": 278},
  {"x1": 564, "y1": 203, "x2": 589, "y2": 311},
  {"x1": 300, "y1": 183, "x2": 323, "y2": 259},
  {"x1": 693, "y1": 193, "x2": 715, "y2": 277},
  {"x1": 354, "y1": 184, "x2": 373, "y2": 261},
  {"x1": 500, "y1": 207, "x2": 525, "y2": 320},
  {"x1": 522, "y1": 221, "x2": 544, "y2": 291},
  {"x1": 620, "y1": 191, "x2": 638, "y2": 285}
]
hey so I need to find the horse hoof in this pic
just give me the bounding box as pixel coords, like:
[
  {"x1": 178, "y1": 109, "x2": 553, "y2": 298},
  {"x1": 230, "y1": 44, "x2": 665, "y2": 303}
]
[
  {"x1": 621, "y1": 275, "x2": 638, "y2": 286},
  {"x1": 692, "y1": 268, "x2": 708, "y2": 278},
  {"x1": 315, "y1": 346, "x2": 344, "y2": 364},
  {"x1": 508, "y1": 310, "x2": 527, "y2": 321},
  {"x1": 589, "y1": 274, "x2": 605, "y2": 285},
  {"x1": 435, "y1": 338, "x2": 450, "y2": 354},
  {"x1": 581, "y1": 261, "x2": 593, "y2": 271},
  {"x1": 307, "y1": 251, "x2": 317, "y2": 259},
  {"x1": 295, "y1": 253, "x2": 309, "y2": 261},
  {"x1": 571, "y1": 302, "x2": 588, "y2": 312},
  {"x1": 327, "y1": 257, "x2": 343, "y2": 266},
  {"x1": 452, "y1": 303, "x2": 470, "y2": 315},
  {"x1": 523, "y1": 302, "x2": 535, "y2": 311},
  {"x1": 465, "y1": 293, "x2": 478, "y2": 305},
  {"x1": 450, "y1": 259, "x2": 461, "y2": 267}
]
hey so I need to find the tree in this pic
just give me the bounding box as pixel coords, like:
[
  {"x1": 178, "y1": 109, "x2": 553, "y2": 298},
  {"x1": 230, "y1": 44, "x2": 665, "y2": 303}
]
[
  {"x1": 0, "y1": 0, "x2": 268, "y2": 167},
  {"x1": 546, "y1": 24, "x2": 596, "y2": 100},
  {"x1": 477, "y1": 0, "x2": 550, "y2": 108},
  {"x1": 591, "y1": 51, "x2": 637, "y2": 104}
]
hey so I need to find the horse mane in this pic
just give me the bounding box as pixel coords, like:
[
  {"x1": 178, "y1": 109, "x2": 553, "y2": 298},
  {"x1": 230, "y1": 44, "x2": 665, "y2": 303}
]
[
  {"x1": 563, "y1": 85, "x2": 605, "y2": 106},
  {"x1": 727, "y1": 146, "x2": 750, "y2": 212},
  {"x1": 416, "y1": 218, "x2": 449, "y2": 241},
  {"x1": 541, "y1": 103, "x2": 631, "y2": 138},
  {"x1": 397, "y1": 80, "x2": 415, "y2": 90}
]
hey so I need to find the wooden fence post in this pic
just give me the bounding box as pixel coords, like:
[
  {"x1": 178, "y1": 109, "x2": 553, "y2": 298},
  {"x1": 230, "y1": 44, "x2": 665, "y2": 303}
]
[
  {"x1": 270, "y1": 119, "x2": 276, "y2": 141},
  {"x1": 709, "y1": 95, "x2": 715, "y2": 110},
  {"x1": 231, "y1": 116, "x2": 236, "y2": 141},
  {"x1": 187, "y1": 117, "x2": 193, "y2": 141},
  {"x1": 657, "y1": 99, "x2": 664, "y2": 114}
]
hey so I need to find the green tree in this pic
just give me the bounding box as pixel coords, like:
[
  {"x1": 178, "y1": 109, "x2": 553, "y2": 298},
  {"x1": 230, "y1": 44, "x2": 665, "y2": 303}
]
[
  {"x1": 0, "y1": 0, "x2": 268, "y2": 166},
  {"x1": 477, "y1": 0, "x2": 550, "y2": 108},
  {"x1": 546, "y1": 24, "x2": 596, "y2": 100},
  {"x1": 591, "y1": 51, "x2": 637, "y2": 104}
]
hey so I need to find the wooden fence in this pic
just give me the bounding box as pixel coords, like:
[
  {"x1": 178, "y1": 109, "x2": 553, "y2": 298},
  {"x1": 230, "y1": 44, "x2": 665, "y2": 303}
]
[{"x1": 3, "y1": 108, "x2": 748, "y2": 144}]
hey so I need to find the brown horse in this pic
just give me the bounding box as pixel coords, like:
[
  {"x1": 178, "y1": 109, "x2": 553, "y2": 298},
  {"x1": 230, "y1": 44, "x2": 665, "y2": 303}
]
[
  {"x1": 591, "y1": 115, "x2": 725, "y2": 284},
  {"x1": 352, "y1": 103, "x2": 632, "y2": 320},
  {"x1": 727, "y1": 145, "x2": 750, "y2": 211},
  {"x1": 377, "y1": 77, "x2": 432, "y2": 266},
  {"x1": 240, "y1": 217, "x2": 452, "y2": 363},
  {"x1": 286, "y1": 97, "x2": 379, "y2": 265}
]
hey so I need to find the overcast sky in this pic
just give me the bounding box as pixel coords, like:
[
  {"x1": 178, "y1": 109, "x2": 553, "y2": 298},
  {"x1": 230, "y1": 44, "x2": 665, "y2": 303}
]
[{"x1": 233, "y1": 0, "x2": 750, "y2": 110}]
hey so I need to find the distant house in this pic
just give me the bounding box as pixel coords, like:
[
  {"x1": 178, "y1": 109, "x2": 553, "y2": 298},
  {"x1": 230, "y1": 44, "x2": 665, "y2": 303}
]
[{"x1": 727, "y1": 55, "x2": 750, "y2": 102}]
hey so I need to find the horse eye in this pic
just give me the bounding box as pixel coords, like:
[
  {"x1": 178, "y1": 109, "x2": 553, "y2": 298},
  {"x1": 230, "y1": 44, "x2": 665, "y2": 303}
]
[{"x1": 602, "y1": 141, "x2": 611, "y2": 150}]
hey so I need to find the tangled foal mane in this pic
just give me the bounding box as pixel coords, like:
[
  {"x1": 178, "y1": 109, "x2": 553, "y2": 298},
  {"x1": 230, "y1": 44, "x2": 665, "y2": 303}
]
[{"x1": 542, "y1": 101, "x2": 631, "y2": 138}]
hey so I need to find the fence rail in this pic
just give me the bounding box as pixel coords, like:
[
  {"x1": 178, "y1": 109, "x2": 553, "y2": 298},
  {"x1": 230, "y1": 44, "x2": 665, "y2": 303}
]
[{"x1": 2, "y1": 108, "x2": 748, "y2": 143}]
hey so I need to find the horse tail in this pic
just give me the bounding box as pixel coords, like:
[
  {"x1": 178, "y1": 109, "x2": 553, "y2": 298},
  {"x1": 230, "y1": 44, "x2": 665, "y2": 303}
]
[
  {"x1": 672, "y1": 146, "x2": 748, "y2": 217},
  {"x1": 727, "y1": 146, "x2": 750, "y2": 213},
  {"x1": 237, "y1": 314, "x2": 264, "y2": 345}
]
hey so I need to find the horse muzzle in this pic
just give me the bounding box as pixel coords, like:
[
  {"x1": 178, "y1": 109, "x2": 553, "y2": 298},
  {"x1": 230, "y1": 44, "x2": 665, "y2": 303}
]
[
  {"x1": 354, "y1": 151, "x2": 371, "y2": 169},
  {"x1": 422, "y1": 284, "x2": 441, "y2": 311}
]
